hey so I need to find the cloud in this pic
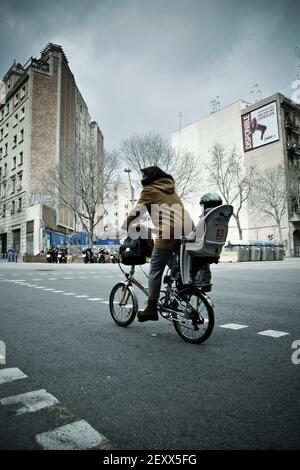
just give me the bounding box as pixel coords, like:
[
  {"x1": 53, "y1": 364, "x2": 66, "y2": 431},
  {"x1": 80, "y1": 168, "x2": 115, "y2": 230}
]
[{"x1": 0, "y1": 0, "x2": 299, "y2": 149}]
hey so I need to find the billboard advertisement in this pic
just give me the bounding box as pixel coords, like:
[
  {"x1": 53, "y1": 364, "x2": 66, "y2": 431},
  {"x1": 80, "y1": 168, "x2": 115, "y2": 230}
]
[{"x1": 241, "y1": 101, "x2": 279, "y2": 152}]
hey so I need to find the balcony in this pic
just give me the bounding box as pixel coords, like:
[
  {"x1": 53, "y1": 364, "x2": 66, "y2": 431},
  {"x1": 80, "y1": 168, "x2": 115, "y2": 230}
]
[
  {"x1": 286, "y1": 142, "x2": 300, "y2": 154},
  {"x1": 285, "y1": 117, "x2": 300, "y2": 134},
  {"x1": 30, "y1": 58, "x2": 49, "y2": 74}
]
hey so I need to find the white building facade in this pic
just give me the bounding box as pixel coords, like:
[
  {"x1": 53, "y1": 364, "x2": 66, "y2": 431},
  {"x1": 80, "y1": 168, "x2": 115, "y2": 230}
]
[
  {"x1": 172, "y1": 93, "x2": 300, "y2": 255},
  {"x1": 172, "y1": 100, "x2": 250, "y2": 242}
]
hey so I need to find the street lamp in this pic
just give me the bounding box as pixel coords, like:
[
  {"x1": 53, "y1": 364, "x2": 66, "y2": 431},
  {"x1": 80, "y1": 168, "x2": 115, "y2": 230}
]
[{"x1": 124, "y1": 168, "x2": 135, "y2": 208}]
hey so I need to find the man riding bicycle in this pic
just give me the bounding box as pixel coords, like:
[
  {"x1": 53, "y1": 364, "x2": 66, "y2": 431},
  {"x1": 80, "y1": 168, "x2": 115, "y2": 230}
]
[{"x1": 122, "y1": 166, "x2": 194, "y2": 322}]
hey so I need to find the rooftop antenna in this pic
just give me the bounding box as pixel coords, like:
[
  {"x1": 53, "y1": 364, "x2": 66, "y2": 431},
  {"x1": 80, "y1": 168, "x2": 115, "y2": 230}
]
[
  {"x1": 210, "y1": 96, "x2": 221, "y2": 113},
  {"x1": 178, "y1": 111, "x2": 183, "y2": 131},
  {"x1": 251, "y1": 84, "x2": 262, "y2": 103}
]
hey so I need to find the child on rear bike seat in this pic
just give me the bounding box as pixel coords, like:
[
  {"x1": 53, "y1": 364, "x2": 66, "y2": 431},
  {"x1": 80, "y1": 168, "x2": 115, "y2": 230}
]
[{"x1": 192, "y1": 193, "x2": 223, "y2": 292}]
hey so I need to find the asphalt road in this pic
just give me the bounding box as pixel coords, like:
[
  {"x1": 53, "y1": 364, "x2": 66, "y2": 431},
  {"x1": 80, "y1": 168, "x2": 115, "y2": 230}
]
[{"x1": 0, "y1": 258, "x2": 299, "y2": 450}]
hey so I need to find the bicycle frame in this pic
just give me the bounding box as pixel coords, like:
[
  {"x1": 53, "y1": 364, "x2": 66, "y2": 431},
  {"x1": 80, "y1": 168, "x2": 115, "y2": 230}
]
[{"x1": 117, "y1": 262, "x2": 193, "y2": 322}]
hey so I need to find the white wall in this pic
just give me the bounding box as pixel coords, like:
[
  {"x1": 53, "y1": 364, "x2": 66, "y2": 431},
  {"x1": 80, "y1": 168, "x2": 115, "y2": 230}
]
[{"x1": 172, "y1": 100, "x2": 249, "y2": 241}]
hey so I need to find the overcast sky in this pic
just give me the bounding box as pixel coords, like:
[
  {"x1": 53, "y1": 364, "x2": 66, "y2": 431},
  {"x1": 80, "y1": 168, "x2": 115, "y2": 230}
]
[{"x1": 0, "y1": 0, "x2": 299, "y2": 150}]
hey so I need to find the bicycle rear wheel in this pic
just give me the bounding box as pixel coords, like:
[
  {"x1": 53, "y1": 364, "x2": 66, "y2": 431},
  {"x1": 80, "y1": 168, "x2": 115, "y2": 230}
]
[
  {"x1": 172, "y1": 287, "x2": 214, "y2": 344},
  {"x1": 109, "y1": 282, "x2": 137, "y2": 326}
]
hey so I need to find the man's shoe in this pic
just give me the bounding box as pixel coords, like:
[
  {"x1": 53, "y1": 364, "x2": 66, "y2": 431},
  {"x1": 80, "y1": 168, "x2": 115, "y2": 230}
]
[{"x1": 138, "y1": 301, "x2": 159, "y2": 322}]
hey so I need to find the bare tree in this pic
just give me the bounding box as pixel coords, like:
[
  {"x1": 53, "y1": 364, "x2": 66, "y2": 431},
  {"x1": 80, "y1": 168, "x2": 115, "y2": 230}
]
[
  {"x1": 249, "y1": 164, "x2": 287, "y2": 243},
  {"x1": 44, "y1": 147, "x2": 118, "y2": 246},
  {"x1": 119, "y1": 131, "x2": 200, "y2": 199},
  {"x1": 206, "y1": 143, "x2": 255, "y2": 240}
]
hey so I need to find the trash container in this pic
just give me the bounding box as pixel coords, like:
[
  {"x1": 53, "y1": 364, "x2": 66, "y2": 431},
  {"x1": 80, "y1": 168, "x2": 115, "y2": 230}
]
[
  {"x1": 236, "y1": 244, "x2": 250, "y2": 262},
  {"x1": 261, "y1": 242, "x2": 275, "y2": 261},
  {"x1": 274, "y1": 245, "x2": 285, "y2": 261},
  {"x1": 7, "y1": 249, "x2": 18, "y2": 262},
  {"x1": 249, "y1": 244, "x2": 262, "y2": 261}
]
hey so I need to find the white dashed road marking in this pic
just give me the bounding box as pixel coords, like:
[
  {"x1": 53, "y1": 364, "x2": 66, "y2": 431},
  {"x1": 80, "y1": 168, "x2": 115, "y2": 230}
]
[
  {"x1": 219, "y1": 323, "x2": 249, "y2": 330},
  {"x1": 0, "y1": 389, "x2": 59, "y2": 415},
  {"x1": 0, "y1": 368, "x2": 28, "y2": 385},
  {"x1": 75, "y1": 295, "x2": 89, "y2": 298},
  {"x1": 87, "y1": 298, "x2": 103, "y2": 301},
  {"x1": 43, "y1": 288, "x2": 55, "y2": 291},
  {"x1": 52, "y1": 290, "x2": 64, "y2": 293},
  {"x1": 257, "y1": 330, "x2": 290, "y2": 338},
  {"x1": 101, "y1": 301, "x2": 110, "y2": 304},
  {"x1": 63, "y1": 293, "x2": 76, "y2": 296},
  {"x1": 35, "y1": 420, "x2": 108, "y2": 450}
]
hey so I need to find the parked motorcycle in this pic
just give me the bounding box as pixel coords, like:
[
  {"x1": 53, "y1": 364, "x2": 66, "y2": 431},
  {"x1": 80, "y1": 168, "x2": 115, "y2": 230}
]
[
  {"x1": 82, "y1": 248, "x2": 96, "y2": 263},
  {"x1": 57, "y1": 247, "x2": 68, "y2": 264},
  {"x1": 98, "y1": 248, "x2": 109, "y2": 263},
  {"x1": 110, "y1": 252, "x2": 118, "y2": 263},
  {"x1": 46, "y1": 247, "x2": 58, "y2": 263}
]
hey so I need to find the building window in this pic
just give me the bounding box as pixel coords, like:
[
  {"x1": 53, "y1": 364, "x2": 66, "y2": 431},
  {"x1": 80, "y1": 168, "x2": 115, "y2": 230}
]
[
  {"x1": 5, "y1": 122, "x2": 9, "y2": 137},
  {"x1": 4, "y1": 163, "x2": 7, "y2": 178},
  {"x1": 4, "y1": 143, "x2": 8, "y2": 156},
  {"x1": 14, "y1": 93, "x2": 19, "y2": 106},
  {"x1": 13, "y1": 134, "x2": 17, "y2": 148},
  {"x1": 17, "y1": 197, "x2": 22, "y2": 212},
  {"x1": 5, "y1": 104, "x2": 9, "y2": 116},
  {"x1": 0, "y1": 109, "x2": 4, "y2": 121},
  {"x1": 11, "y1": 200, "x2": 15, "y2": 214},
  {"x1": 0, "y1": 147, "x2": 2, "y2": 159},
  {"x1": 12, "y1": 156, "x2": 16, "y2": 170},
  {"x1": 2, "y1": 204, "x2": 6, "y2": 217},
  {"x1": 13, "y1": 113, "x2": 18, "y2": 127},
  {"x1": 11, "y1": 176, "x2": 16, "y2": 193},
  {"x1": 0, "y1": 128, "x2": 3, "y2": 141},
  {"x1": 20, "y1": 107, "x2": 25, "y2": 121},
  {"x1": 18, "y1": 172, "x2": 22, "y2": 190},
  {"x1": 21, "y1": 85, "x2": 26, "y2": 98},
  {"x1": 19, "y1": 151, "x2": 23, "y2": 166},
  {"x1": 19, "y1": 129, "x2": 24, "y2": 143}
]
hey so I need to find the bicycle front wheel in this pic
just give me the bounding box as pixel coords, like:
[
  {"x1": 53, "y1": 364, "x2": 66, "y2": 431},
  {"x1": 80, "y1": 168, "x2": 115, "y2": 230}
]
[
  {"x1": 172, "y1": 287, "x2": 214, "y2": 344},
  {"x1": 109, "y1": 282, "x2": 137, "y2": 327}
]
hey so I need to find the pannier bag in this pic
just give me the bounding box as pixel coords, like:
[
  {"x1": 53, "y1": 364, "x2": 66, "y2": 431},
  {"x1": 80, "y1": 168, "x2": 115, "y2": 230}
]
[{"x1": 119, "y1": 235, "x2": 154, "y2": 265}]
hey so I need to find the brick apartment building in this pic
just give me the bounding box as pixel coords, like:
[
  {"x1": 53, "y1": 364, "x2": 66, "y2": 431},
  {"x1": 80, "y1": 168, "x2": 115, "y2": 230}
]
[{"x1": 0, "y1": 43, "x2": 103, "y2": 255}]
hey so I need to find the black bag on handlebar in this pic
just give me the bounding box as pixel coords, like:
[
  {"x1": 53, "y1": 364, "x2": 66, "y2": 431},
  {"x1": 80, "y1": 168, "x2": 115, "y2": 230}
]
[{"x1": 119, "y1": 236, "x2": 147, "y2": 265}]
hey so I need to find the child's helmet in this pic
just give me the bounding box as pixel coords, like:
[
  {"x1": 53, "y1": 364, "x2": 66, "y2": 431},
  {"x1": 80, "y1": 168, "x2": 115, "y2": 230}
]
[{"x1": 200, "y1": 193, "x2": 222, "y2": 209}]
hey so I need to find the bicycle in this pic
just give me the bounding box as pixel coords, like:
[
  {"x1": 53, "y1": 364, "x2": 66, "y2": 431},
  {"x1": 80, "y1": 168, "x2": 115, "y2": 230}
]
[{"x1": 109, "y1": 251, "x2": 215, "y2": 344}]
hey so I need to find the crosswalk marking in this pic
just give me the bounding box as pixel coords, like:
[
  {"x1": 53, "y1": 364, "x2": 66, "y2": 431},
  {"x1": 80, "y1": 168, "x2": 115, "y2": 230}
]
[
  {"x1": 0, "y1": 368, "x2": 28, "y2": 385},
  {"x1": 257, "y1": 330, "x2": 290, "y2": 338},
  {"x1": 219, "y1": 323, "x2": 249, "y2": 330},
  {"x1": 0, "y1": 389, "x2": 59, "y2": 415},
  {"x1": 35, "y1": 420, "x2": 108, "y2": 450}
]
